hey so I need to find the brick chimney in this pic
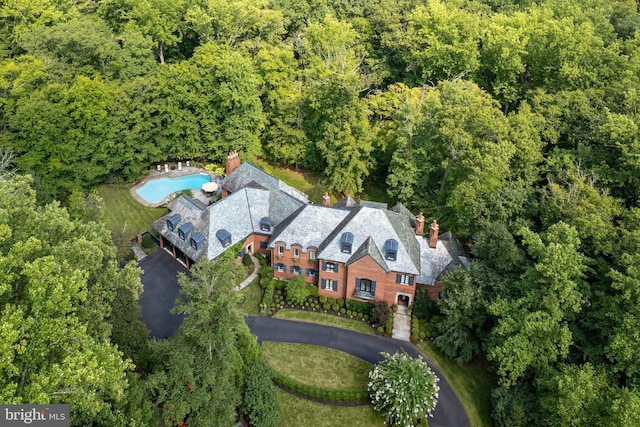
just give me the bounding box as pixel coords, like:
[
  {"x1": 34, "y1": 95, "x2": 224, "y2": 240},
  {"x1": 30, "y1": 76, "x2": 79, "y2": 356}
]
[
  {"x1": 429, "y1": 219, "x2": 439, "y2": 248},
  {"x1": 415, "y1": 212, "x2": 425, "y2": 236},
  {"x1": 322, "y1": 192, "x2": 331, "y2": 207},
  {"x1": 225, "y1": 150, "x2": 241, "y2": 175}
]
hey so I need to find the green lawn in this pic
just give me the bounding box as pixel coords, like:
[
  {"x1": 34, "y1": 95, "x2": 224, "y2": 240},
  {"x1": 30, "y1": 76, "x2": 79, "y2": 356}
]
[
  {"x1": 273, "y1": 309, "x2": 376, "y2": 335},
  {"x1": 416, "y1": 340, "x2": 495, "y2": 427},
  {"x1": 263, "y1": 341, "x2": 371, "y2": 390},
  {"x1": 237, "y1": 279, "x2": 262, "y2": 316},
  {"x1": 98, "y1": 183, "x2": 167, "y2": 257},
  {"x1": 99, "y1": 183, "x2": 167, "y2": 238},
  {"x1": 270, "y1": 310, "x2": 494, "y2": 427},
  {"x1": 277, "y1": 390, "x2": 384, "y2": 427}
]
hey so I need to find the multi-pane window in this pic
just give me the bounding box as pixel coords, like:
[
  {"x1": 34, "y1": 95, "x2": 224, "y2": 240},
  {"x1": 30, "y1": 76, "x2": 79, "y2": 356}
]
[
  {"x1": 306, "y1": 268, "x2": 318, "y2": 277},
  {"x1": 293, "y1": 248, "x2": 300, "y2": 258},
  {"x1": 396, "y1": 274, "x2": 414, "y2": 285},
  {"x1": 322, "y1": 279, "x2": 337, "y2": 291},
  {"x1": 290, "y1": 265, "x2": 302, "y2": 275},
  {"x1": 309, "y1": 251, "x2": 316, "y2": 260},
  {"x1": 277, "y1": 246, "x2": 284, "y2": 256},
  {"x1": 359, "y1": 279, "x2": 373, "y2": 292},
  {"x1": 326, "y1": 262, "x2": 336, "y2": 272},
  {"x1": 275, "y1": 263, "x2": 287, "y2": 272}
]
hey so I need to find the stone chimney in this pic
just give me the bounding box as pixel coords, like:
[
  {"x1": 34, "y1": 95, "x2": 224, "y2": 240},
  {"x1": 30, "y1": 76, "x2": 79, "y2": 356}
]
[
  {"x1": 415, "y1": 212, "x2": 425, "y2": 236},
  {"x1": 225, "y1": 150, "x2": 241, "y2": 175},
  {"x1": 322, "y1": 192, "x2": 331, "y2": 206},
  {"x1": 429, "y1": 219, "x2": 439, "y2": 248}
]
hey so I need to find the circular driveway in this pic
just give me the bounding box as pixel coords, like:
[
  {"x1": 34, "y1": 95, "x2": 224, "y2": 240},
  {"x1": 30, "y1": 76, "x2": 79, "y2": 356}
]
[{"x1": 245, "y1": 316, "x2": 471, "y2": 427}]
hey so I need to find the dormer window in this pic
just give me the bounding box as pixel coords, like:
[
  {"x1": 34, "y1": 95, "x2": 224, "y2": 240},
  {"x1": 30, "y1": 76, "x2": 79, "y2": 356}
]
[
  {"x1": 340, "y1": 232, "x2": 354, "y2": 254},
  {"x1": 385, "y1": 239, "x2": 398, "y2": 261},
  {"x1": 190, "y1": 231, "x2": 206, "y2": 250},
  {"x1": 167, "y1": 214, "x2": 181, "y2": 231},
  {"x1": 177, "y1": 222, "x2": 193, "y2": 240},
  {"x1": 259, "y1": 217, "x2": 272, "y2": 232},
  {"x1": 216, "y1": 229, "x2": 231, "y2": 248}
]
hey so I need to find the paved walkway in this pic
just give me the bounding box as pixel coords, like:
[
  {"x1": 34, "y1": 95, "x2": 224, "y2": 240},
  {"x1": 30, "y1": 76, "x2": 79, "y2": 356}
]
[
  {"x1": 245, "y1": 316, "x2": 471, "y2": 427},
  {"x1": 132, "y1": 245, "x2": 147, "y2": 261},
  {"x1": 392, "y1": 306, "x2": 411, "y2": 341},
  {"x1": 235, "y1": 255, "x2": 260, "y2": 291}
]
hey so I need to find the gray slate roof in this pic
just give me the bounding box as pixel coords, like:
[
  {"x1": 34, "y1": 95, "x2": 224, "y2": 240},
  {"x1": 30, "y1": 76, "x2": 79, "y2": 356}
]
[
  {"x1": 222, "y1": 163, "x2": 309, "y2": 204},
  {"x1": 153, "y1": 196, "x2": 210, "y2": 262},
  {"x1": 269, "y1": 205, "x2": 350, "y2": 251},
  {"x1": 154, "y1": 182, "x2": 306, "y2": 262},
  {"x1": 317, "y1": 207, "x2": 421, "y2": 275},
  {"x1": 347, "y1": 237, "x2": 389, "y2": 272},
  {"x1": 415, "y1": 232, "x2": 470, "y2": 285}
]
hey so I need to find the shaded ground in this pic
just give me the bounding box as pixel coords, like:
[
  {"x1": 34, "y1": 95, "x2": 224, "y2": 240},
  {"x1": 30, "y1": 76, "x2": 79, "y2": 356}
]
[
  {"x1": 139, "y1": 249, "x2": 188, "y2": 338},
  {"x1": 245, "y1": 316, "x2": 471, "y2": 427}
]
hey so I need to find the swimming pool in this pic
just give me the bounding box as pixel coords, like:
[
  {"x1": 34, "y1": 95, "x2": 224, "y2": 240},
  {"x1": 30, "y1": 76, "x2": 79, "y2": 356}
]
[{"x1": 135, "y1": 173, "x2": 212, "y2": 204}]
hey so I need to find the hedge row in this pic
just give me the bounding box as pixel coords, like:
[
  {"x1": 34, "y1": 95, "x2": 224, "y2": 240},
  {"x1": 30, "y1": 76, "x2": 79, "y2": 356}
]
[{"x1": 271, "y1": 370, "x2": 368, "y2": 403}]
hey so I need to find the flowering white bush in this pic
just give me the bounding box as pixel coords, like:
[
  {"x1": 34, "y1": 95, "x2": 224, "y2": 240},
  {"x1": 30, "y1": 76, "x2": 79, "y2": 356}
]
[{"x1": 368, "y1": 351, "x2": 440, "y2": 427}]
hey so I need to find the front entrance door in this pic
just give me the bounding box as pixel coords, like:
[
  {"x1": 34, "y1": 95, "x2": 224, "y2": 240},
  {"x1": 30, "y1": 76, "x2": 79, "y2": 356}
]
[
  {"x1": 397, "y1": 294, "x2": 410, "y2": 306},
  {"x1": 247, "y1": 243, "x2": 253, "y2": 254}
]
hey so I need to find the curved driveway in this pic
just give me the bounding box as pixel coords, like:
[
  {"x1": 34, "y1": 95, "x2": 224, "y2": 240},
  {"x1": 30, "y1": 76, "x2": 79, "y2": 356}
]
[{"x1": 245, "y1": 316, "x2": 471, "y2": 427}]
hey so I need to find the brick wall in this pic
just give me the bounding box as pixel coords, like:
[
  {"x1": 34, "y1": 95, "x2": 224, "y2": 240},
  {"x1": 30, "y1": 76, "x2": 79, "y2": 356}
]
[
  {"x1": 318, "y1": 260, "x2": 347, "y2": 299},
  {"x1": 345, "y1": 255, "x2": 416, "y2": 306},
  {"x1": 271, "y1": 243, "x2": 319, "y2": 284}
]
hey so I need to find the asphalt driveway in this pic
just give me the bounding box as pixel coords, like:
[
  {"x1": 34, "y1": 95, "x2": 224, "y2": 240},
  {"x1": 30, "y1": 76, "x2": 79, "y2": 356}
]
[
  {"x1": 138, "y1": 249, "x2": 189, "y2": 338},
  {"x1": 245, "y1": 316, "x2": 471, "y2": 427}
]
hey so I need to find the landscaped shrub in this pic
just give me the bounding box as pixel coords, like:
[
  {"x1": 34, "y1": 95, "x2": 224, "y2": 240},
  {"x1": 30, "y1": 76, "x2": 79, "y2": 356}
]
[
  {"x1": 322, "y1": 302, "x2": 330, "y2": 311},
  {"x1": 327, "y1": 297, "x2": 336, "y2": 305},
  {"x1": 371, "y1": 301, "x2": 391, "y2": 326},
  {"x1": 331, "y1": 303, "x2": 339, "y2": 312},
  {"x1": 345, "y1": 299, "x2": 373, "y2": 315},
  {"x1": 240, "y1": 360, "x2": 280, "y2": 427},
  {"x1": 270, "y1": 370, "x2": 368, "y2": 403},
  {"x1": 285, "y1": 276, "x2": 313, "y2": 305},
  {"x1": 368, "y1": 352, "x2": 439, "y2": 426},
  {"x1": 319, "y1": 296, "x2": 327, "y2": 304},
  {"x1": 338, "y1": 299, "x2": 345, "y2": 308},
  {"x1": 412, "y1": 288, "x2": 438, "y2": 321},
  {"x1": 385, "y1": 312, "x2": 394, "y2": 335},
  {"x1": 274, "y1": 279, "x2": 286, "y2": 291},
  {"x1": 261, "y1": 282, "x2": 275, "y2": 310},
  {"x1": 340, "y1": 308, "x2": 346, "y2": 314},
  {"x1": 243, "y1": 253, "x2": 253, "y2": 267}
]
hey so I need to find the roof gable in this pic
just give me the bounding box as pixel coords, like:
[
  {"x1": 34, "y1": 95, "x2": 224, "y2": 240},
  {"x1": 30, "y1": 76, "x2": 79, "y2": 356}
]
[
  {"x1": 317, "y1": 207, "x2": 420, "y2": 274},
  {"x1": 221, "y1": 162, "x2": 309, "y2": 203},
  {"x1": 347, "y1": 237, "x2": 389, "y2": 272}
]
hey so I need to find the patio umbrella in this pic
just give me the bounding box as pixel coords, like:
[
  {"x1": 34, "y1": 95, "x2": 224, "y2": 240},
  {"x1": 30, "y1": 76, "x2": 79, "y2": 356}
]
[{"x1": 202, "y1": 181, "x2": 218, "y2": 193}]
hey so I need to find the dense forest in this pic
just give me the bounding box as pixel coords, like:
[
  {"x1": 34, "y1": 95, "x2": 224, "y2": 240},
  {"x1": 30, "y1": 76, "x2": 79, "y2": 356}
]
[{"x1": 2, "y1": 0, "x2": 640, "y2": 425}]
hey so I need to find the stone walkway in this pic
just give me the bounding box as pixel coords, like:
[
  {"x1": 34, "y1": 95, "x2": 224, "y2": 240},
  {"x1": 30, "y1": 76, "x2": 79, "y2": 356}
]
[
  {"x1": 235, "y1": 254, "x2": 260, "y2": 291},
  {"x1": 392, "y1": 305, "x2": 411, "y2": 341},
  {"x1": 132, "y1": 245, "x2": 147, "y2": 261}
]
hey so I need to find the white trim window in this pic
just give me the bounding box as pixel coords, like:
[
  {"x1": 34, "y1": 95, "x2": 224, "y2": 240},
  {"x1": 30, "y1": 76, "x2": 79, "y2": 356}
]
[
  {"x1": 309, "y1": 250, "x2": 316, "y2": 260},
  {"x1": 293, "y1": 247, "x2": 300, "y2": 258},
  {"x1": 277, "y1": 246, "x2": 284, "y2": 256}
]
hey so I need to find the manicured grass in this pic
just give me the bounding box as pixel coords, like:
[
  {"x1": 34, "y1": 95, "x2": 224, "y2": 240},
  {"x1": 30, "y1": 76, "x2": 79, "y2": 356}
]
[
  {"x1": 273, "y1": 309, "x2": 376, "y2": 335},
  {"x1": 277, "y1": 390, "x2": 384, "y2": 427},
  {"x1": 263, "y1": 342, "x2": 371, "y2": 390},
  {"x1": 416, "y1": 340, "x2": 495, "y2": 427},
  {"x1": 237, "y1": 278, "x2": 262, "y2": 316},
  {"x1": 98, "y1": 183, "x2": 167, "y2": 239}
]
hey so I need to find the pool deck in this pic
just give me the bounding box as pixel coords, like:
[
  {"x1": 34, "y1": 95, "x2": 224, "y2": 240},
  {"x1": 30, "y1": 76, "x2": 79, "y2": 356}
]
[{"x1": 130, "y1": 166, "x2": 219, "y2": 208}]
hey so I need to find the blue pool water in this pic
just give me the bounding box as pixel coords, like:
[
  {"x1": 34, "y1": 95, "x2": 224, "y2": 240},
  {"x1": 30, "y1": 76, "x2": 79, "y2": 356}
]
[{"x1": 135, "y1": 173, "x2": 212, "y2": 204}]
